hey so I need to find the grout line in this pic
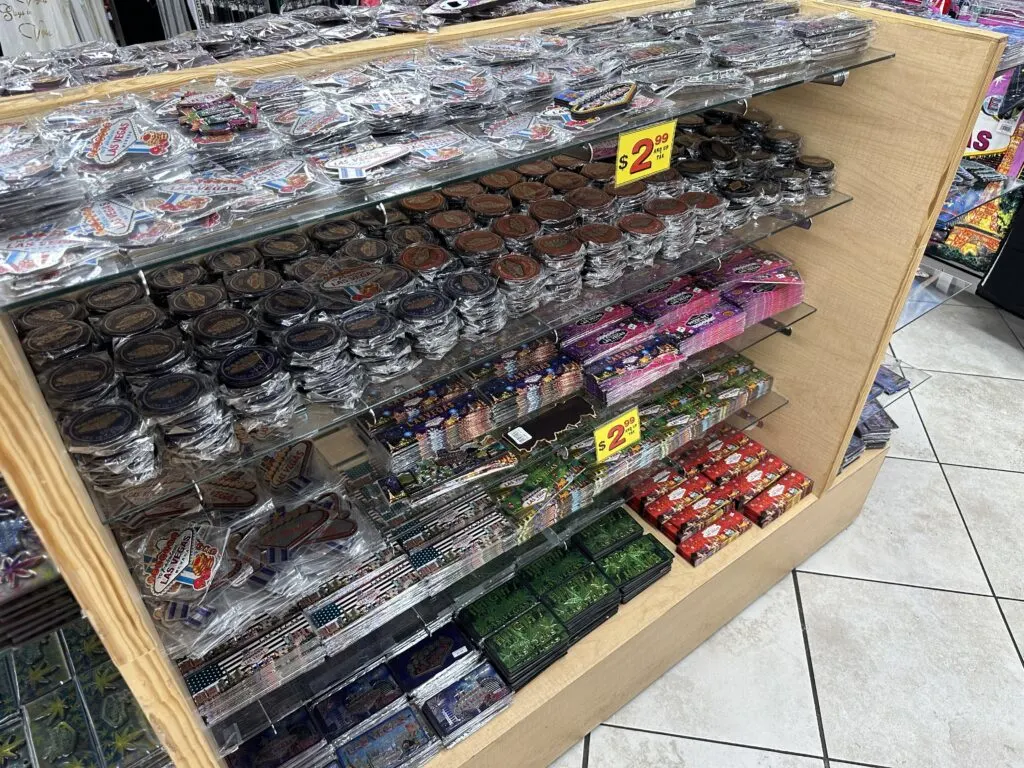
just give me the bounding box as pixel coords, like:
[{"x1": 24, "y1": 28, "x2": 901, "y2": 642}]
[
  {"x1": 888, "y1": 453, "x2": 1024, "y2": 477},
  {"x1": 599, "y1": 723, "x2": 895, "y2": 768},
  {"x1": 582, "y1": 733, "x2": 590, "y2": 768},
  {"x1": 909, "y1": 391, "x2": 1024, "y2": 670},
  {"x1": 794, "y1": 569, "x2": 993, "y2": 599},
  {"x1": 791, "y1": 571, "x2": 830, "y2": 768},
  {"x1": 997, "y1": 310, "x2": 1024, "y2": 353},
  {"x1": 915, "y1": 367, "x2": 1024, "y2": 383}
]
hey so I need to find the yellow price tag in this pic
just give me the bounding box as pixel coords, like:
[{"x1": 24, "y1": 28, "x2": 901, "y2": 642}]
[
  {"x1": 594, "y1": 406, "x2": 641, "y2": 463},
  {"x1": 615, "y1": 120, "x2": 676, "y2": 186}
]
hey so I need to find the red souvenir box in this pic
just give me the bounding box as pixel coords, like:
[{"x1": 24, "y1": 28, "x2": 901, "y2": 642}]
[
  {"x1": 729, "y1": 454, "x2": 790, "y2": 506},
  {"x1": 624, "y1": 462, "x2": 691, "y2": 513},
  {"x1": 643, "y1": 473, "x2": 715, "y2": 526},
  {"x1": 673, "y1": 428, "x2": 750, "y2": 476},
  {"x1": 678, "y1": 510, "x2": 753, "y2": 566},
  {"x1": 661, "y1": 484, "x2": 739, "y2": 543},
  {"x1": 703, "y1": 439, "x2": 769, "y2": 486},
  {"x1": 742, "y1": 469, "x2": 813, "y2": 527}
]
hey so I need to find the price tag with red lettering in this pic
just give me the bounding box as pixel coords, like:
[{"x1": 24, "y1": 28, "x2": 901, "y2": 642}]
[
  {"x1": 594, "y1": 406, "x2": 641, "y2": 463},
  {"x1": 615, "y1": 120, "x2": 676, "y2": 185}
]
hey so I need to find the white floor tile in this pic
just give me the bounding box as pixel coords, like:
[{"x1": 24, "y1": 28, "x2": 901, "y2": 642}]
[
  {"x1": 605, "y1": 578, "x2": 821, "y2": 756},
  {"x1": 884, "y1": 393, "x2": 936, "y2": 462},
  {"x1": 798, "y1": 573, "x2": 1024, "y2": 768},
  {"x1": 947, "y1": 290, "x2": 992, "y2": 309},
  {"x1": 547, "y1": 739, "x2": 585, "y2": 768},
  {"x1": 1000, "y1": 309, "x2": 1024, "y2": 349},
  {"x1": 799, "y1": 458, "x2": 988, "y2": 593},
  {"x1": 587, "y1": 727, "x2": 824, "y2": 768},
  {"x1": 997, "y1": 599, "x2": 1024, "y2": 654},
  {"x1": 944, "y1": 465, "x2": 1024, "y2": 600},
  {"x1": 912, "y1": 371, "x2": 1024, "y2": 472},
  {"x1": 891, "y1": 304, "x2": 1024, "y2": 379}
]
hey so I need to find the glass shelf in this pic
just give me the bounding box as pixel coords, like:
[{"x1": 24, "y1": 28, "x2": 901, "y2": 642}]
[
  {"x1": 369, "y1": 302, "x2": 815, "y2": 516},
  {"x1": 94, "y1": 193, "x2": 846, "y2": 524},
  {"x1": 0, "y1": 47, "x2": 891, "y2": 311},
  {"x1": 937, "y1": 162, "x2": 1024, "y2": 225},
  {"x1": 210, "y1": 387, "x2": 787, "y2": 753},
  {"x1": 895, "y1": 259, "x2": 975, "y2": 332},
  {"x1": 874, "y1": 354, "x2": 930, "y2": 410}
]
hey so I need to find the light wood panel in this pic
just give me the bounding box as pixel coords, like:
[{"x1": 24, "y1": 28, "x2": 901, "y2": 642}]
[
  {"x1": 745, "y1": 6, "x2": 1003, "y2": 490},
  {"x1": 429, "y1": 446, "x2": 886, "y2": 768},
  {"x1": 0, "y1": 0, "x2": 690, "y2": 121},
  {"x1": 0, "y1": 320, "x2": 222, "y2": 766}
]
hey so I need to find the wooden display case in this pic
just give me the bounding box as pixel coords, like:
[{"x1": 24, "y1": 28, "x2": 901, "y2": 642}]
[{"x1": 0, "y1": 2, "x2": 1003, "y2": 767}]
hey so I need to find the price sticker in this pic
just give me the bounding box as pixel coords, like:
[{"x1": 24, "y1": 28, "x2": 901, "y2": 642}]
[
  {"x1": 594, "y1": 406, "x2": 641, "y2": 463},
  {"x1": 615, "y1": 120, "x2": 676, "y2": 185}
]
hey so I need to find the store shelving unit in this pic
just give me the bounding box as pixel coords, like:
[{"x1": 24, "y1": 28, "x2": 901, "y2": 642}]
[{"x1": 0, "y1": 2, "x2": 1004, "y2": 767}]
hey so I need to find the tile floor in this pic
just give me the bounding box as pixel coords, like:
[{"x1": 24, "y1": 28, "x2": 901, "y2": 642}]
[{"x1": 548, "y1": 291, "x2": 1024, "y2": 768}]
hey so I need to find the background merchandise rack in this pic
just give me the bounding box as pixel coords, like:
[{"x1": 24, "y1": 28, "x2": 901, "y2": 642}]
[{"x1": 0, "y1": 1, "x2": 1006, "y2": 767}]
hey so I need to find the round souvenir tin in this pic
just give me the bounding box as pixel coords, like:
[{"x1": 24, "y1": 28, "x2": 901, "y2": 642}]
[
  {"x1": 168, "y1": 284, "x2": 227, "y2": 319},
  {"x1": 192, "y1": 308, "x2": 256, "y2": 346},
  {"x1": 550, "y1": 154, "x2": 585, "y2": 170},
  {"x1": 492, "y1": 253, "x2": 541, "y2": 282},
  {"x1": 397, "y1": 290, "x2": 453, "y2": 321},
  {"x1": 398, "y1": 191, "x2": 446, "y2": 218},
  {"x1": 306, "y1": 219, "x2": 361, "y2": 251},
  {"x1": 440, "y1": 181, "x2": 485, "y2": 206},
  {"x1": 468, "y1": 193, "x2": 513, "y2": 221},
  {"x1": 580, "y1": 162, "x2": 614, "y2": 183},
  {"x1": 442, "y1": 271, "x2": 497, "y2": 300},
  {"x1": 45, "y1": 354, "x2": 117, "y2": 401},
  {"x1": 66, "y1": 403, "x2": 141, "y2": 448},
  {"x1": 575, "y1": 222, "x2": 623, "y2": 245},
  {"x1": 387, "y1": 225, "x2": 436, "y2": 252},
  {"x1": 426, "y1": 209, "x2": 474, "y2": 240},
  {"x1": 675, "y1": 114, "x2": 705, "y2": 132},
  {"x1": 565, "y1": 187, "x2": 613, "y2": 213},
  {"x1": 454, "y1": 230, "x2": 505, "y2": 259},
  {"x1": 258, "y1": 232, "x2": 312, "y2": 263},
  {"x1": 680, "y1": 191, "x2": 725, "y2": 210},
  {"x1": 515, "y1": 160, "x2": 556, "y2": 179},
  {"x1": 113, "y1": 330, "x2": 187, "y2": 374},
  {"x1": 282, "y1": 322, "x2": 343, "y2": 356},
  {"x1": 341, "y1": 310, "x2": 398, "y2": 340},
  {"x1": 218, "y1": 347, "x2": 283, "y2": 389},
  {"x1": 286, "y1": 256, "x2": 330, "y2": 282},
  {"x1": 261, "y1": 286, "x2": 317, "y2": 323},
  {"x1": 148, "y1": 263, "x2": 207, "y2": 295},
  {"x1": 224, "y1": 269, "x2": 283, "y2": 301},
  {"x1": 509, "y1": 181, "x2": 552, "y2": 207},
  {"x1": 677, "y1": 159, "x2": 714, "y2": 177},
  {"x1": 83, "y1": 280, "x2": 147, "y2": 315},
  {"x1": 397, "y1": 244, "x2": 451, "y2": 274},
  {"x1": 529, "y1": 199, "x2": 578, "y2": 227},
  {"x1": 205, "y1": 245, "x2": 261, "y2": 275},
  {"x1": 618, "y1": 213, "x2": 665, "y2": 236},
  {"x1": 341, "y1": 237, "x2": 390, "y2": 263},
  {"x1": 644, "y1": 197, "x2": 690, "y2": 218},
  {"x1": 139, "y1": 372, "x2": 205, "y2": 416},
  {"x1": 16, "y1": 299, "x2": 83, "y2": 331},
  {"x1": 796, "y1": 155, "x2": 836, "y2": 173},
  {"x1": 534, "y1": 232, "x2": 583, "y2": 259},
  {"x1": 479, "y1": 169, "x2": 522, "y2": 193},
  {"x1": 543, "y1": 170, "x2": 588, "y2": 193},
  {"x1": 492, "y1": 214, "x2": 540, "y2": 241},
  {"x1": 99, "y1": 303, "x2": 165, "y2": 339}
]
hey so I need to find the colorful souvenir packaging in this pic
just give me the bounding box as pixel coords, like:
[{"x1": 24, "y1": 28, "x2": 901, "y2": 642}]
[
  {"x1": 660, "y1": 482, "x2": 740, "y2": 543},
  {"x1": 257, "y1": 440, "x2": 337, "y2": 506},
  {"x1": 422, "y1": 661, "x2": 512, "y2": 747},
  {"x1": 25, "y1": 681, "x2": 103, "y2": 768},
  {"x1": 623, "y1": 461, "x2": 700, "y2": 514},
  {"x1": 556, "y1": 305, "x2": 632, "y2": 347},
  {"x1": 540, "y1": 562, "x2": 619, "y2": 643},
  {"x1": 583, "y1": 334, "x2": 687, "y2": 406},
  {"x1": 562, "y1": 317, "x2": 657, "y2": 366},
  {"x1": 483, "y1": 602, "x2": 568, "y2": 689},
  {"x1": 227, "y1": 706, "x2": 330, "y2": 768},
  {"x1": 457, "y1": 581, "x2": 538, "y2": 644},
  {"x1": 629, "y1": 276, "x2": 720, "y2": 328},
  {"x1": 334, "y1": 706, "x2": 440, "y2": 768},
  {"x1": 671, "y1": 302, "x2": 747, "y2": 358},
  {"x1": 572, "y1": 507, "x2": 643, "y2": 561},
  {"x1": 729, "y1": 454, "x2": 790, "y2": 506},
  {"x1": 478, "y1": 354, "x2": 583, "y2": 427},
  {"x1": 387, "y1": 623, "x2": 481, "y2": 702},
  {"x1": 702, "y1": 438, "x2": 769, "y2": 485},
  {"x1": 595, "y1": 533, "x2": 673, "y2": 603},
  {"x1": 311, "y1": 663, "x2": 406, "y2": 745},
  {"x1": 677, "y1": 509, "x2": 752, "y2": 565},
  {"x1": 640, "y1": 473, "x2": 716, "y2": 527},
  {"x1": 742, "y1": 468, "x2": 813, "y2": 526}
]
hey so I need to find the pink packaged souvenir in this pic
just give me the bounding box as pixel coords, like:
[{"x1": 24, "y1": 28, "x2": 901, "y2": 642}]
[
  {"x1": 695, "y1": 247, "x2": 792, "y2": 289},
  {"x1": 723, "y1": 281, "x2": 805, "y2": 325},
  {"x1": 672, "y1": 302, "x2": 747, "y2": 358},
  {"x1": 562, "y1": 317, "x2": 657, "y2": 366},
  {"x1": 629, "y1": 275, "x2": 720, "y2": 327},
  {"x1": 556, "y1": 304, "x2": 633, "y2": 346}
]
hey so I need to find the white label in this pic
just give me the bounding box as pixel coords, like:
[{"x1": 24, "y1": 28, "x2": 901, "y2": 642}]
[{"x1": 507, "y1": 427, "x2": 532, "y2": 446}]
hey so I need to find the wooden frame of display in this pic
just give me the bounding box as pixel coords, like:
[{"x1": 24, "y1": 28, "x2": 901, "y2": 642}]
[{"x1": 0, "y1": 2, "x2": 1002, "y2": 766}]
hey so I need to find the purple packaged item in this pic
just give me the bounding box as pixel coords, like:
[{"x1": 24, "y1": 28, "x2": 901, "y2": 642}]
[
  {"x1": 631, "y1": 280, "x2": 721, "y2": 328},
  {"x1": 584, "y1": 333, "x2": 687, "y2": 405},
  {"x1": 562, "y1": 317, "x2": 657, "y2": 366},
  {"x1": 723, "y1": 281, "x2": 804, "y2": 325},
  {"x1": 670, "y1": 302, "x2": 747, "y2": 358},
  {"x1": 556, "y1": 304, "x2": 633, "y2": 347},
  {"x1": 695, "y1": 248, "x2": 792, "y2": 290}
]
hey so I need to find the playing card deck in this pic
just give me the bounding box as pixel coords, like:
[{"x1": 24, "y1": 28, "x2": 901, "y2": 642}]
[
  {"x1": 539, "y1": 564, "x2": 619, "y2": 642},
  {"x1": 334, "y1": 706, "x2": 440, "y2": 768},
  {"x1": 483, "y1": 603, "x2": 569, "y2": 689},
  {"x1": 387, "y1": 624, "x2": 481, "y2": 703},
  {"x1": 677, "y1": 509, "x2": 752, "y2": 566},
  {"x1": 572, "y1": 507, "x2": 643, "y2": 560},
  {"x1": 595, "y1": 534, "x2": 673, "y2": 603},
  {"x1": 457, "y1": 582, "x2": 538, "y2": 644},
  {"x1": 741, "y1": 469, "x2": 812, "y2": 527},
  {"x1": 421, "y1": 662, "x2": 512, "y2": 747},
  {"x1": 311, "y1": 664, "x2": 406, "y2": 746}
]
